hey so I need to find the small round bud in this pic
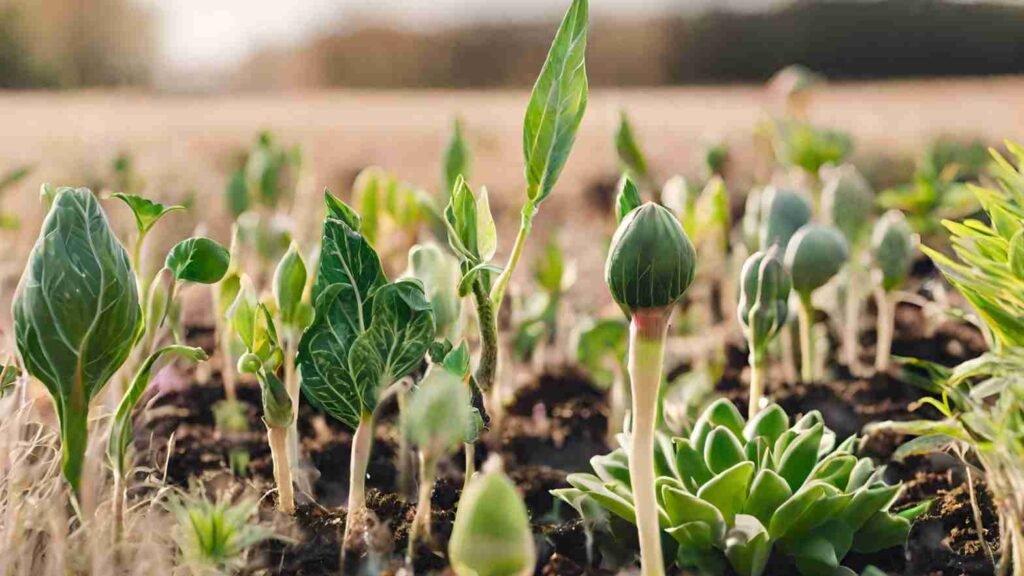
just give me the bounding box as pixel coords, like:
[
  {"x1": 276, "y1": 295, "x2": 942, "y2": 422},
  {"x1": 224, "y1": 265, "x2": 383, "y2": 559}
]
[
  {"x1": 872, "y1": 210, "x2": 915, "y2": 292},
  {"x1": 785, "y1": 224, "x2": 849, "y2": 295},
  {"x1": 605, "y1": 202, "x2": 696, "y2": 314},
  {"x1": 821, "y1": 164, "x2": 874, "y2": 246},
  {"x1": 738, "y1": 247, "x2": 791, "y2": 353},
  {"x1": 238, "y1": 353, "x2": 262, "y2": 375},
  {"x1": 759, "y1": 186, "x2": 812, "y2": 254}
]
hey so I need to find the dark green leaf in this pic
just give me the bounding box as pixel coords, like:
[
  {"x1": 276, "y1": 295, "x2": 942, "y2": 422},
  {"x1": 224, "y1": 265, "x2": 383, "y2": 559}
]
[
  {"x1": 166, "y1": 237, "x2": 230, "y2": 284},
  {"x1": 615, "y1": 176, "x2": 642, "y2": 224},
  {"x1": 697, "y1": 461, "x2": 754, "y2": 524}
]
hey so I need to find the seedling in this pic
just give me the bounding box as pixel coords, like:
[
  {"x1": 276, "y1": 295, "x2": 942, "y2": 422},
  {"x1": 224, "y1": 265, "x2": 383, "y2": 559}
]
[
  {"x1": 401, "y1": 350, "x2": 472, "y2": 563},
  {"x1": 605, "y1": 194, "x2": 696, "y2": 575},
  {"x1": 871, "y1": 210, "x2": 915, "y2": 371},
  {"x1": 296, "y1": 192, "x2": 435, "y2": 534},
  {"x1": 214, "y1": 226, "x2": 244, "y2": 402},
  {"x1": 560, "y1": 400, "x2": 926, "y2": 576},
  {"x1": 745, "y1": 186, "x2": 812, "y2": 254},
  {"x1": 616, "y1": 110, "x2": 653, "y2": 189},
  {"x1": 785, "y1": 225, "x2": 849, "y2": 382},
  {"x1": 512, "y1": 237, "x2": 575, "y2": 367},
  {"x1": 352, "y1": 167, "x2": 433, "y2": 270},
  {"x1": 738, "y1": 248, "x2": 791, "y2": 416},
  {"x1": 574, "y1": 317, "x2": 629, "y2": 439},
  {"x1": 774, "y1": 122, "x2": 853, "y2": 179},
  {"x1": 445, "y1": 0, "x2": 588, "y2": 409},
  {"x1": 273, "y1": 242, "x2": 312, "y2": 486},
  {"x1": 112, "y1": 191, "x2": 185, "y2": 306},
  {"x1": 821, "y1": 164, "x2": 875, "y2": 371},
  {"x1": 443, "y1": 117, "x2": 470, "y2": 199},
  {"x1": 228, "y1": 276, "x2": 295, "y2": 513},
  {"x1": 166, "y1": 491, "x2": 277, "y2": 575},
  {"x1": 449, "y1": 456, "x2": 535, "y2": 576}
]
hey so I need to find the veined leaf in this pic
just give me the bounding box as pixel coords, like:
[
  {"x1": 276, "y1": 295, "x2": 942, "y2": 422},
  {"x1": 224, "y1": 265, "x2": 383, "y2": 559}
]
[
  {"x1": 14, "y1": 187, "x2": 143, "y2": 492},
  {"x1": 522, "y1": 0, "x2": 589, "y2": 205},
  {"x1": 313, "y1": 213, "x2": 386, "y2": 318},
  {"x1": 166, "y1": 237, "x2": 230, "y2": 284},
  {"x1": 112, "y1": 193, "x2": 186, "y2": 236}
]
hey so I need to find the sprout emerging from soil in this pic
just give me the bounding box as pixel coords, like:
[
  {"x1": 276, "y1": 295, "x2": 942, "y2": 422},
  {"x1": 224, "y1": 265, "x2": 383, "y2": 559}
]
[
  {"x1": 871, "y1": 210, "x2": 915, "y2": 372},
  {"x1": 166, "y1": 492, "x2": 277, "y2": 575},
  {"x1": 449, "y1": 456, "x2": 535, "y2": 576},
  {"x1": 273, "y1": 242, "x2": 311, "y2": 492},
  {"x1": 785, "y1": 225, "x2": 849, "y2": 382},
  {"x1": 738, "y1": 247, "x2": 791, "y2": 416},
  {"x1": 606, "y1": 197, "x2": 696, "y2": 576}
]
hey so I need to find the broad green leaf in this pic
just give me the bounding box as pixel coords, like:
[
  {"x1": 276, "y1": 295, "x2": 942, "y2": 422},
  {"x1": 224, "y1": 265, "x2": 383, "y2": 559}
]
[
  {"x1": 14, "y1": 187, "x2": 143, "y2": 492},
  {"x1": 743, "y1": 403, "x2": 789, "y2": 444},
  {"x1": 809, "y1": 453, "x2": 857, "y2": 489},
  {"x1": 615, "y1": 111, "x2": 649, "y2": 183},
  {"x1": 892, "y1": 434, "x2": 954, "y2": 461},
  {"x1": 841, "y1": 484, "x2": 901, "y2": 531},
  {"x1": 851, "y1": 512, "x2": 911, "y2": 554},
  {"x1": 165, "y1": 237, "x2": 230, "y2": 284},
  {"x1": 274, "y1": 243, "x2": 308, "y2": 329},
  {"x1": 674, "y1": 437, "x2": 713, "y2": 489},
  {"x1": 522, "y1": 0, "x2": 588, "y2": 205},
  {"x1": 566, "y1": 473, "x2": 636, "y2": 522},
  {"x1": 776, "y1": 422, "x2": 824, "y2": 491},
  {"x1": 350, "y1": 280, "x2": 435, "y2": 385},
  {"x1": 704, "y1": 426, "x2": 747, "y2": 474},
  {"x1": 697, "y1": 461, "x2": 754, "y2": 524},
  {"x1": 112, "y1": 193, "x2": 186, "y2": 236},
  {"x1": 108, "y1": 345, "x2": 207, "y2": 477},
  {"x1": 661, "y1": 485, "x2": 726, "y2": 542},
  {"x1": 312, "y1": 214, "x2": 386, "y2": 313},
  {"x1": 443, "y1": 118, "x2": 470, "y2": 198},
  {"x1": 324, "y1": 189, "x2": 361, "y2": 229},
  {"x1": 691, "y1": 398, "x2": 746, "y2": 452},
  {"x1": 615, "y1": 176, "x2": 642, "y2": 223},
  {"x1": 574, "y1": 317, "x2": 627, "y2": 388}
]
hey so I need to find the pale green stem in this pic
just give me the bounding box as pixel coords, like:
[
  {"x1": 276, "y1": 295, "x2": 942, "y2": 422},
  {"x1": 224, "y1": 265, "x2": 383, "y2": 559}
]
[
  {"x1": 471, "y1": 278, "x2": 499, "y2": 395},
  {"x1": 463, "y1": 443, "x2": 475, "y2": 492},
  {"x1": 283, "y1": 333, "x2": 301, "y2": 485},
  {"x1": 628, "y1": 310, "x2": 669, "y2": 576},
  {"x1": 348, "y1": 415, "x2": 374, "y2": 514},
  {"x1": 489, "y1": 201, "x2": 537, "y2": 309},
  {"x1": 841, "y1": 262, "x2": 862, "y2": 371},
  {"x1": 797, "y1": 292, "x2": 815, "y2": 383},
  {"x1": 112, "y1": 473, "x2": 125, "y2": 547},
  {"x1": 397, "y1": 387, "x2": 415, "y2": 497},
  {"x1": 268, "y1": 425, "x2": 294, "y2": 513},
  {"x1": 748, "y1": 347, "x2": 767, "y2": 417},
  {"x1": 407, "y1": 451, "x2": 436, "y2": 567},
  {"x1": 874, "y1": 287, "x2": 895, "y2": 373},
  {"x1": 607, "y1": 365, "x2": 626, "y2": 445}
]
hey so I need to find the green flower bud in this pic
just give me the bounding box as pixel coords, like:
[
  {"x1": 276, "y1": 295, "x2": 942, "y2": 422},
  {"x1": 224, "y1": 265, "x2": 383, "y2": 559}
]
[
  {"x1": 738, "y1": 247, "x2": 791, "y2": 354},
  {"x1": 273, "y1": 242, "x2": 307, "y2": 329},
  {"x1": 238, "y1": 353, "x2": 262, "y2": 375},
  {"x1": 760, "y1": 187, "x2": 812, "y2": 254},
  {"x1": 259, "y1": 370, "x2": 293, "y2": 429},
  {"x1": 449, "y1": 456, "x2": 535, "y2": 576},
  {"x1": 784, "y1": 224, "x2": 849, "y2": 295},
  {"x1": 821, "y1": 164, "x2": 874, "y2": 247},
  {"x1": 605, "y1": 202, "x2": 696, "y2": 315},
  {"x1": 872, "y1": 210, "x2": 915, "y2": 292}
]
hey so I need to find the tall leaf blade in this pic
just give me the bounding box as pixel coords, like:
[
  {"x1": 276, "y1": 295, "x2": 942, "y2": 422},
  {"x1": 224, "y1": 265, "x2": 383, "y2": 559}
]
[{"x1": 522, "y1": 0, "x2": 589, "y2": 205}]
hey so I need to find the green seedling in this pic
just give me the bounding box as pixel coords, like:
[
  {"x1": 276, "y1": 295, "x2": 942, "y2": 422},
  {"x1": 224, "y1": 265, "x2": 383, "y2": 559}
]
[
  {"x1": 606, "y1": 193, "x2": 697, "y2": 575},
  {"x1": 558, "y1": 400, "x2": 926, "y2": 576},
  {"x1": 215, "y1": 226, "x2": 244, "y2": 403},
  {"x1": 352, "y1": 166, "x2": 433, "y2": 270},
  {"x1": 449, "y1": 456, "x2": 535, "y2": 576},
  {"x1": 401, "y1": 356, "x2": 472, "y2": 563},
  {"x1": 738, "y1": 248, "x2": 791, "y2": 416},
  {"x1": 273, "y1": 242, "x2": 312, "y2": 488},
  {"x1": 513, "y1": 237, "x2": 575, "y2": 366},
  {"x1": 774, "y1": 121, "x2": 853, "y2": 178},
  {"x1": 407, "y1": 244, "x2": 462, "y2": 342},
  {"x1": 445, "y1": 0, "x2": 588, "y2": 415},
  {"x1": 297, "y1": 192, "x2": 435, "y2": 534},
  {"x1": 821, "y1": 164, "x2": 876, "y2": 371},
  {"x1": 443, "y1": 117, "x2": 470, "y2": 199},
  {"x1": 112, "y1": 191, "x2": 186, "y2": 302},
  {"x1": 785, "y1": 225, "x2": 849, "y2": 383},
  {"x1": 871, "y1": 211, "x2": 915, "y2": 372},
  {"x1": 574, "y1": 317, "x2": 629, "y2": 439},
  {"x1": 616, "y1": 110, "x2": 652, "y2": 189},
  {"x1": 228, "y1": 276, "x2": 295, "y2": 513},
  {"x1": 704, "y1": 143, "x2": 730, "y2": 179},
  {"x1": 166, "y1": 491, "x2": 277, "y2": 575}
]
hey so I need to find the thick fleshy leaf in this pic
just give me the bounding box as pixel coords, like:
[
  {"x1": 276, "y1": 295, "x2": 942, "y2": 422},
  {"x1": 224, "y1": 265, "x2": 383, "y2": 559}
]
[
  {"x1": 851, "y1": 512, "x2": 911, "y2": 554},
  {"x1": 661, "y1": 484, "x2": 726, "y2": 543},
  {"x1": 809, "y1": 453, "x2": 858, "y2": 489},
  {"x1": 697, "y1": 461, "x2": 755, "y2": 524},
  {"x1": 674, "y1": 437, "x2": 713, "y2": 489},
  {"x1": 787, "y1": 536, "x2": 839, "y2": 576},
  {"x1": 691, "y1": 398, "x2": 747, "y2": 451},
  {"x1": 777, "y1": 422, "x2": 824, "y2": 491},
  {"x1": 522, "y1": 0, "x2": 588, "y2": 205},
  {"x1": 705, "y1": 426, "x2": 747, "y2": 474},
  {"x1": 14, "y1": 187, "x2": 143, "y2": 491},
  {"x1": 112, "y1": 192, "x2": 185, "y2": 235},
  {"x1": 745, "y1": 469, "x2": 793, "y2": 527},
  {"x1": 725, "y1": 515, "x2": 771, "y2": 576},
  {"x1": 743, "y1": 403, "x2": 789, "y2": 444},
  {"x1": 768, "y1": 482, "x2": 831, "y2": 540},
  {"x1": 165, "y1": 237, "x2": 230, "y2": 284},
  {"x1": 566, "y1": 473, "x2": 636, "y2": 522},
  {"x1": 591, "y1": 451, "x2": 631, "y2": 486}
]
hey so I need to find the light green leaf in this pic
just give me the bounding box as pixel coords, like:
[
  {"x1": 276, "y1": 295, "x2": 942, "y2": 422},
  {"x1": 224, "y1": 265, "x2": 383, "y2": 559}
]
[
  {"x1": 697, "y1": 461, "x2": 755, "y2": 524},
  {"x1": 274, "y1": 243, "x2": 308, "y2": 328},
  {"x1": 443, "y1": 117, "x2": 470, "y2": 198},
  {"x1": 166, "y1": 237, "x2": 230, "y2": 284},
  {"x1": 615, "y1": 111, "x2": 649, "y2": 183},
  {"x1": 744, "y1": 469, "x2": 793, "y2": 527},
  {"x1": 851, "y1": 512, "x2": 911, "y2": 554},
  {"x1": 704, "y1": 426, "x2": 747, "y2": 474},
  {"x1": 615, "y1": 176, "x2": 642, "y2": 224},
  {"x1": 725, "y1": 515, "x2": 771, "y2": 576},
  {"x1": 112, "y1": 193, "x2": 186, "y2": 236}
]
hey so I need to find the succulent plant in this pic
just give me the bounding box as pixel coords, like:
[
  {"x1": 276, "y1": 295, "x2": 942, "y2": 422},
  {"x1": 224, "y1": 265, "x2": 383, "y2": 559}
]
[
  {"x1": 556, "y1": 400, "x2": 926, "y2": 576},
  {"x1": 738, "y1": 248, "x2": 792, "y2": 415},
  {"x1": 785, "y1": 225, "x2": 849, "y2": 382}
]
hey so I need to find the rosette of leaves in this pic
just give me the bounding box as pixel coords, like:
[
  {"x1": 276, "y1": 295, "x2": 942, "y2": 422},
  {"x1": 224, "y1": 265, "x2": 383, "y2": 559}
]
[
  {"x1": 738, "y1": 247, "x2": 791, "y2": 415},
  {"x1": 13, "y1": 187, "x2": 143, "y2": 494},
  {"x1": 167, "y1": 491, "x2": 277, "y2": 575},
  {"x1": 871, "y1": 211, "x2": 915, "y2": 372},
  {"x1": 513, "y1": 237, "x2": 575, "y2": 365},
  {"x1": 296, "y1": 192, "x2": 435, "y2": 521},
  {"x1": 785, "y1": 225, "x2": 849, "y2": 383},
  {"x1": 556, "y1": 400, "x2": 927, "y2": 576}
]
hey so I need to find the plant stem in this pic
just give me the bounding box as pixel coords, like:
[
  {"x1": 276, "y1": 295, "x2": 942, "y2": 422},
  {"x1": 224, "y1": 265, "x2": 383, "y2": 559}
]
[
  {"x1": 283, "y1": 333, "x2": 301, "y2": 486},
  {"x1": 463, "y1": 443, "x2": 475, "y2": 492},
  {"x1": 397, "y1": 387, "x2": 415, "y2": 497},
  {"x1": 797, "y1": 292, "x2": 815, "y2": 383},
  {"x1": 874, "y1": 288, "x2": 895, "y2": 373},
  {"x1": 407, "y1": 452, "x2": 436, "y2": 567},
  {"x1": 489, "y1": 201, "x2": 537, "y2": 309},
  {"x1": 608, "y1": 365, "x2": 626, "y2": 444},
  {"x1": 748, "y1": 347, "x2": 767, "y2": 417},
  {"x1": 841, "y1": 263, "x2": 862, "y2": 372},
  {"x1": 348, "y1": 415, "x2": 374, "y2": 514},
  {"x1": 267, "y1": 426, "x2": 294, "y2": 513},
  {"x1": 627, "y1": 309, "x2": 669, "y2": 576},
  {"x1": 112, "y1": 473, "x2": 125, "y2": 545},
  {"x1": 471, "y1": 277, "x2": 499, "y2": 395}
]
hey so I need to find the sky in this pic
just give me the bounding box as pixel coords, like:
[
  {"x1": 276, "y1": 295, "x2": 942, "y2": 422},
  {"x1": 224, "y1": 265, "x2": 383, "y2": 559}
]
[{"x1": 150, "y1": 0, "x2": 786, "y2": 74}]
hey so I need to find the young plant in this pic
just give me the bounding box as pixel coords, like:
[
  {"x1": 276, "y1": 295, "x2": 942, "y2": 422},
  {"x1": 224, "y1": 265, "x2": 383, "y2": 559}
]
[
  {"x1": 745, "y1": 186, "x2": 812, "y2": 254},
  {"x1": 558, "y1": 400, "x2": 926, "y2": 576},
  {"x1": 871, "y1": 210, "x2": 915, "y2": 372},
  {"x1": 605, "y1": 194, "x2": 697, "y2": 575},
  {"x1": 445, "y1": 0, "x2": 588, "y2": 406},
  {"x1": 821, "y1": 164, "x2": 876, "y2": 372},
  {"x1": 112, "y1": 192, "x2": 186, "y2": 309},
  {"x1": 352, "y1": 167, "x2": 434, "y2": 271},
  {"x1": 512, "y1": 237, "x2": 575, "y2": 366},
  {"x1": 296, "y1": 193, "x2": 435, "y2": 535},
  {"x1": 773, "y1": 121, "x2": 853, "y2": 180},
  {"x1": 448, "y1": 455, "x2": 535, "y2": 576},
  {"x1": 214, "y1": 226, "x2": 243, "y2": 403},
  {"x1": 13, "y1": 187, "x2": 143, "y2": 496},
  {"x1": 401, "y1": 353, "x2": 472, "y2": 562},
  {"x1": 0, "y1": 163, "x2": 33, "y2": 230},
  {"x1": 443, "y1": 117, "x2": 470, "y2": 199},
  {"x1": 784, "y1": 225, "x2": 849, "y2": 383},
  {"x1": 272, "y1": 242, "x2": 311, "y2": 484},
  {"x1": 574, "y1": 317, "x2": 629, "y2": 439},
  {"x1": 166, "y1": 491, "x2": 277, "y2": 575},
  {"x1": 738, "y1": 248, "x2": 791, "y2": 416}
]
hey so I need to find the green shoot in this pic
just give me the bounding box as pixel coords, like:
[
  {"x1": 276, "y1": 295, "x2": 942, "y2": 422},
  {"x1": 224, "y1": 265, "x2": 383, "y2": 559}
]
[
  {"x1": 512, "y1": 237, "x2": 575, "y2": 367},
  {"x1": 112, "y1": 192, "x2": 186, "y2": 301},
  {"x1": 738, "y1": 247, "x2": 791, "y2": 416},
  {"x1": 273, "y1": 242, "x2": 311, "y2": 491},
  {"x1": 616, "y1": 110, "x2": 651, "y2": 189},
  {"x1": 443, "y1": 117, "x2": 470, "y2": 199},
  {"x1": 166, "y1": 491, "x2": 277, "y2": 575},
  {"x1": 871, "y1": 210, "x2": 915, "y2": 372},
  {"x1": 605, "y1": 194, "x2": 696, "y2": 576}
]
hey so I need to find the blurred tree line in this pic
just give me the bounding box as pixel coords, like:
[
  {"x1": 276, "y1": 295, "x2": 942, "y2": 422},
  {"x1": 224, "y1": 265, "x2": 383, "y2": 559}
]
[{"x1": 0, "y1": 0, "x2": 153, "y2": 88}]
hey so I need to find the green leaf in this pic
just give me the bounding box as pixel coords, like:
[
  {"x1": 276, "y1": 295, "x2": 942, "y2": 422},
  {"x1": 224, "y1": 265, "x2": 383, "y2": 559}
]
[
  {"x1": 0, "y1": 164, "x2": 32, "y2": 193},
  {"x1": 615, "y1": 176, "x2": 643, "y2": 223},
  {"x1": 443, "y1": 118, "x2": 470, "y2": 198},
  {"x1": 274, "y1": 243, "x2": 308, "y2": 328},
  {"x1": 776, "y1": 422, "x2": 824, "y2": 491},
  {"x1": 0, "y1": 364, "x2": 18, "y2": 397},
  {"x1": 445, "y1": 177, "x2": 498, "y2": 264},
  {"x1": 768, "y1": 482, "x2": 830, "y2": 540},
  {"x1": 14, "y1": 187, "x2": 143, "y2": 492},
  {"x1": 892, "y1": 434, "x2": 954, "y2": 461},
  {"x1": 590, "y1": 451, "x2": 631, "y2": 486},
  {"x1": 112, "y1": 192, "x2": 186, "y2": 236},
  {"x1": 661, "y1": 485, "x2": 727, "y2": 542},
  {"x1": 324, "y1": 189, "x2": 361, "y2": 229},
  {"x1": 574, "y1": 317, "x2": 627, "y2": 388},
  {"x1": 725, "y1": 515, "x2": 771, "y2": 576},
  {"x1": 787, "y1": 536, "x2": 839, "y2": 576},
  {"x1": 403, "y1": 365, "x2": 471, "y2": 457},
  {"x1": 743, "y1": 403, "x2": 789, "y2": 444},
  {"x1": 744, "y1": 469, "x2": 793, "y2": 527},
  {"x1": 408, "y1": 244, "x2": 462, "y2": 339},
  {"x1": 522, "y1": 0, "x2": 588, "y2": 205},
  {"x1": 312, "y1": 213, "x2": 386, "y2": 311},
  {"x1": 704, "y1": 426, "x2": 747, "y2": 474},
  {"x1": 809, "y1": 453, "x2": 857, "y2": 489},
  {"x1": 674, "y1": 437, "x2": 713, "y2": 489},
  {"x1": 851, "y1": 512, "x2": 911, "y2": 554},
  {"x1": 690, "y1": 398, "x2": 746, "y2": 452},
  {"x1": 697, "y1": 461, "x2": 755, "y2": 524},
  {"x1": 108, "y1": 345, "x2": 207, "y2": 477},
  {"x1": 615, "y1": 111, "x2": 649, "y2": 183},
  {"x1": 166, "y1": 237, "x2": 230, "y2": 284},
  {"x1": 457, "y1": 262, "x2": 503, "y2": 297},
  {"x1": 566, "y1": 473, "x2": 635, "y2": 522}
]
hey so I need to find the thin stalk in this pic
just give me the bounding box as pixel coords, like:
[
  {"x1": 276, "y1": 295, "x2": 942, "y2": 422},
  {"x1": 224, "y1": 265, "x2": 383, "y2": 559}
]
[
  {"x1": 397, "y1": 387, "x2": 415, "y2": 497},
  {"x1": 797, "y1": 292, "x2": 815, "y2": 383},
  {"x1": 283, "y1": 333, "x2": 301, "y2": 486},
  {"x1": 489, "y1": 201, "x2": 537, "y2": 309},
  {"x1": 627, "y1": 310, "x2": 669, "y2": 576},
  {"x1": 112, "y1": 473, "x2": 125, "y2": 546},
  {"x1": 267, "y1": 426, "x2": 294, "y2": 513},
  {"x1": 841, "y1": 263, "x2": 862, "y2": 372},
  {"x1": 407, "y1": 452, "x2": 436, "y2": 567},
  {"x1": 463, "y1": 443, "x2": 476, "y2": 492},
  {"x1": 748, "y1": 348, "x2": 767, "y2": 417},
  {"x1": 965, "y1": 466, "x2": 996, "y2": 567},
  {"x1": 348, "y1": 415, "x2": 374, "y2": 514},
  {"x1": 874, "y1": 288, "x2": 895, "y2": 373},
  {"x1": 218, "y1": 320, "x2": 237, "y2": 402},
  {"x1": 607, "y1": 365, "x2": 626, "y2": 444}
]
